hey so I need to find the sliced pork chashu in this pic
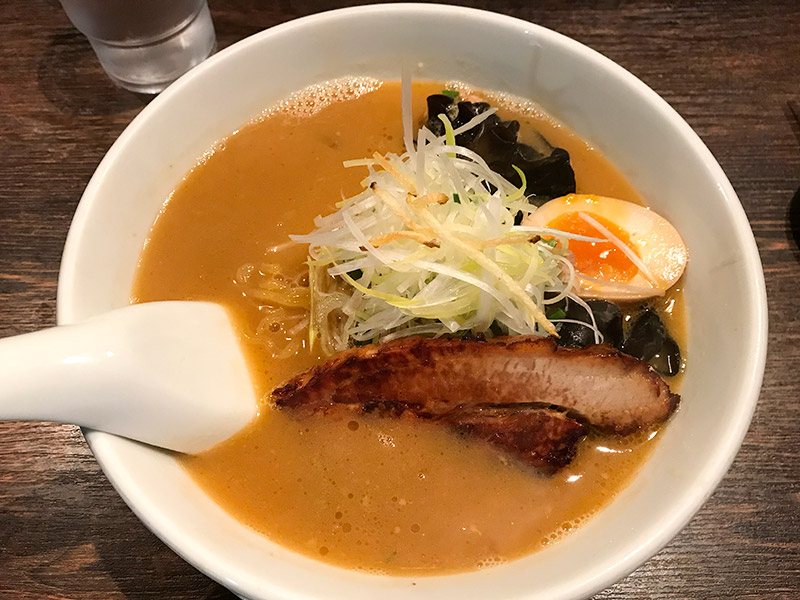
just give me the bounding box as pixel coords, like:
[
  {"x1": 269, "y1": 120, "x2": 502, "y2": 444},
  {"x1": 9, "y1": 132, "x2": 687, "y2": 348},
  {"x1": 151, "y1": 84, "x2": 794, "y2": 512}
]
[
  {"x1": 325, "y1": 399, "x2": 588, "y2": 474},
  {"x1": 272, "y1": 336, "x2": 680, "y2": 435},
  {"x1": 437, "y1": 404, "x2": 587, "y2": 474}
]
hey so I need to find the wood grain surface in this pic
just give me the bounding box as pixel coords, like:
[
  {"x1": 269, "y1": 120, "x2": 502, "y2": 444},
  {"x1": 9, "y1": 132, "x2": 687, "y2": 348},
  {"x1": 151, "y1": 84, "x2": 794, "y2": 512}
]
[{"x1": 1, "y1": 1, "x2": 798, "y2": 598}]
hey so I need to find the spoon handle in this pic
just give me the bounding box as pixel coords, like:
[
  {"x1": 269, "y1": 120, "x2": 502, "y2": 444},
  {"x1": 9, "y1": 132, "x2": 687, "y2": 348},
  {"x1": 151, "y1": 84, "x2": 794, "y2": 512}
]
[
  {"x1": 0, "y1": 319, "x2": 119, "y2": 423},
  {"x1": 0, "y1": 302, "x2": 257, "y2": 453}
]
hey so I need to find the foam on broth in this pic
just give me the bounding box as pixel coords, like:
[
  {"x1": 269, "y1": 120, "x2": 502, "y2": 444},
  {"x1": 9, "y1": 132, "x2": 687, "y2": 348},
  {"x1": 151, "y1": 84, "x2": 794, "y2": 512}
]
[{"x1": 132, "y1": 80, "x2": 686, "y2": 575}]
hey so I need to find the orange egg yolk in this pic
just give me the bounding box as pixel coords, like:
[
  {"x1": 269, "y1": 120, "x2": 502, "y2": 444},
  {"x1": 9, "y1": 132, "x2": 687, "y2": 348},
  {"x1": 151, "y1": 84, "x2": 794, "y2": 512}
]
[{"x1": 547, "y1": 212, "x2": 639, "y2": 282}]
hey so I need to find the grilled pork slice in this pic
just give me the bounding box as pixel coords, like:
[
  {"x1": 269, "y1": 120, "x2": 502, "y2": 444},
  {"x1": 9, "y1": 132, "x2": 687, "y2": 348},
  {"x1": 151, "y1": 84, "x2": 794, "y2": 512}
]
[
  {"x1": 334, "y1": 399, "x2": 587, "y2": 473},
  {"x1": 272, "y1": 336, "x2": 680, "y2": 435},
  {"x1": 438, "y1": 404, "x2": 587, "y2": 474}
]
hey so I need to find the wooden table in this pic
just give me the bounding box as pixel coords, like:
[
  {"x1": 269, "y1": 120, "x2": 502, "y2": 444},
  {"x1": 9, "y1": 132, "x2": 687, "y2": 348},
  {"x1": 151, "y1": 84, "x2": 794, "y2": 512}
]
[{"x1": 1, "y1": 1, "x2": 798, "y2": 598}]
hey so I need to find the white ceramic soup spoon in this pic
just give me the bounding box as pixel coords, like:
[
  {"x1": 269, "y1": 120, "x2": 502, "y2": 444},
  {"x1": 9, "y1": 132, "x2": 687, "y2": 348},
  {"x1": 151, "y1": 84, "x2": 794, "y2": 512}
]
[{"x1": 0, "y1": 301, "x2": 257, "y2": 453}]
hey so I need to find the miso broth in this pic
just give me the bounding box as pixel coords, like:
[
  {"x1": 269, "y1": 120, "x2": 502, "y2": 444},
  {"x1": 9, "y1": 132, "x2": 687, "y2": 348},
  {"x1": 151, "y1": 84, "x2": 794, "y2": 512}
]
[{"x1": 132, "y1": 80, "x2": 686, "y2": 575}]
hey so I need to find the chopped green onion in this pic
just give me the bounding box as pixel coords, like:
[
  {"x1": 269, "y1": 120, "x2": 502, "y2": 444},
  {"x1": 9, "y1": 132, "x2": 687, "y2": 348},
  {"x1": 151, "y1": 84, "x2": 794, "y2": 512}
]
[
  {"x1": 441, "y1": 89, "x2": 459, "y2": 99},
  {"x1": 546, "y1": 307, "x2": 566, "y2": 320},
  {"x1": 290, "y1": 97, "x2": 602, "y2": 355},
  {"x1": 438, "y1": 114, "x2": 457, "y2": 158},
  {"x1": 507, "y1": 165, "x2": 527, "y2": 201}
]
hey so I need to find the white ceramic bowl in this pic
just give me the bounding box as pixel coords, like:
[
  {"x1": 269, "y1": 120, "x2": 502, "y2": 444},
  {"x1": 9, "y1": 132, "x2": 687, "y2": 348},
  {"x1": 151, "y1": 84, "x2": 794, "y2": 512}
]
[{"x1": 57, "y1": 4, "x2": 767, "y2": 599}]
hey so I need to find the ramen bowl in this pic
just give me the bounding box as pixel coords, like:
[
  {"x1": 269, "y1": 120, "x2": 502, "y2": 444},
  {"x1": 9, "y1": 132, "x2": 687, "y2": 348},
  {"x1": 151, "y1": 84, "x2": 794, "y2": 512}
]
[{"x1": 57, "y1": 4, "x2": 767, "y2": 599}]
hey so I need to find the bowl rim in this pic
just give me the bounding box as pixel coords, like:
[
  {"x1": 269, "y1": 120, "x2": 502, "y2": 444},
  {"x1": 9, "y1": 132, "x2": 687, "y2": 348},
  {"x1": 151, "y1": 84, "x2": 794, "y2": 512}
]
[{"x1": 57, "y1": 3, "x2": 768, "y2": 599}]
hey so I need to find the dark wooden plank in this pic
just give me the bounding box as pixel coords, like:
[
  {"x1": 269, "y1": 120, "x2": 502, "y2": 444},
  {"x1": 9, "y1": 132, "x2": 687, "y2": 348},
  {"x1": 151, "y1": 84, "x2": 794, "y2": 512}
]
[{"x1": 1, "y1": 0, "x2": 798, "y2": 598}]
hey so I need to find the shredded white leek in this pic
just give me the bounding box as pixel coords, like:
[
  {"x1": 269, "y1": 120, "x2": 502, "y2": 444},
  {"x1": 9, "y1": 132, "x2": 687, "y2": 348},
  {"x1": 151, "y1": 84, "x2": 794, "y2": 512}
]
[{"x1": 291, "y1": 93, "x2": 601, "y2": 354}]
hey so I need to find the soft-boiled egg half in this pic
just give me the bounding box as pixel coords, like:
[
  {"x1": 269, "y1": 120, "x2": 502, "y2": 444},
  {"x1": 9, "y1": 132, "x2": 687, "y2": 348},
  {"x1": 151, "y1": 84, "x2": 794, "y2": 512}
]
[{"x1": 524, "y1": 194, "x2": 688, "y2": 301}]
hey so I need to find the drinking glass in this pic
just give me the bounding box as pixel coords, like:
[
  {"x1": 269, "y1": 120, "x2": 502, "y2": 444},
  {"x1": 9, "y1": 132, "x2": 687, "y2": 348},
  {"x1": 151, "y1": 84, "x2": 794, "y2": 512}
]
[{"x1": 58, "y1": 0, "x2": 217, "y2": 94}]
